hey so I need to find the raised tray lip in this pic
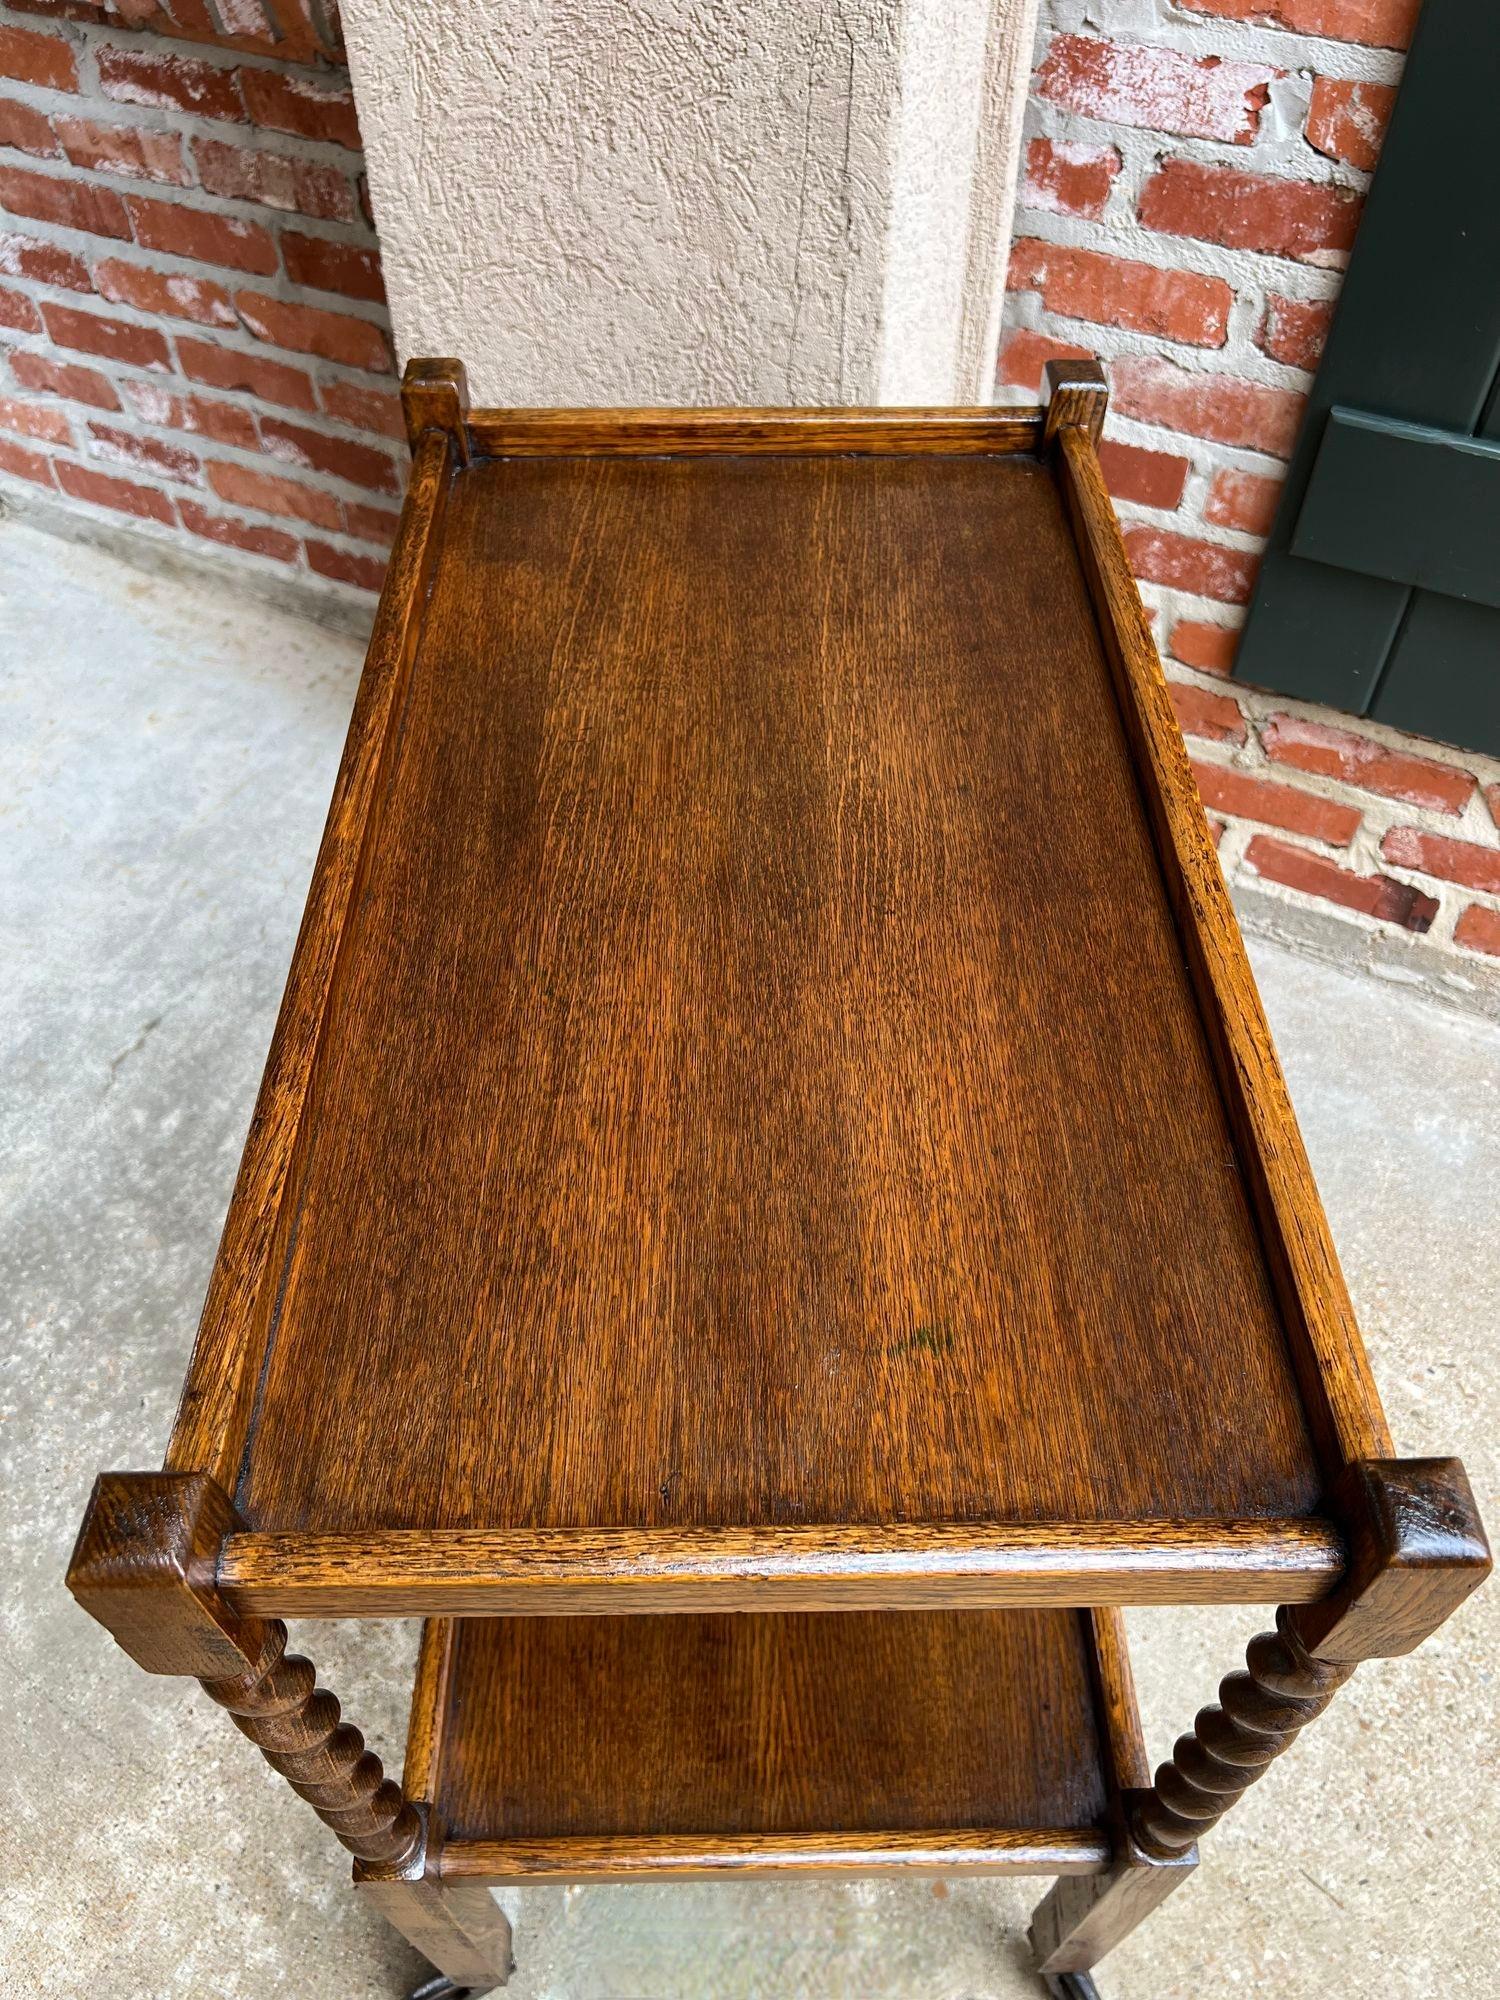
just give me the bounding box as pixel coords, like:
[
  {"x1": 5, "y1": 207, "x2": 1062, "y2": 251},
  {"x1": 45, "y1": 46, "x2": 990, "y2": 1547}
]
[
  {"x1": 218, "y1": 1516, "x2": 1346, "y2": 1619},
  {"x1": 432, "y1": 1826, "x2": 1114, "y2": 1882},
  {"x1": 155, "y1": 365, "x2": 1391, "y2": 1618}
]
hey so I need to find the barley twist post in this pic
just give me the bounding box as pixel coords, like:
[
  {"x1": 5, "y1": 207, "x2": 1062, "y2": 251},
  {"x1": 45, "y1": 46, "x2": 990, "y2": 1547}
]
[
  {"x1": 1132, "y1": 1460, "x2": 1487, "y2": 1861},
  {"x1": 68, "y1": 1470, "x2": 423, "y2": 1871}
]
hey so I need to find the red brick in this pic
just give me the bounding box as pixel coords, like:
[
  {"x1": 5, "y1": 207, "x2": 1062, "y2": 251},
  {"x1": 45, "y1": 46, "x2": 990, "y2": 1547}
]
[
  {"x1": 55, "y1": 115, "x2": 187, "y2": 185},
  {"x1": 1380, "y1": 826, "x2": 1500, "y2": 895},
  {"x1": 238, "y1": 65, "x2": 360, "y2": 148},
  {"x1": 95, "y1": 256, "x2": 236, "y2": 328},
  {"x1": 0, "y1": 394, "x2": 71, "y2": 443},
  {"x1": 1170, "y1": 681, "x2": 1247, "y2": 743},
  {"x1": 1454, "y1": 904, "x2": 1500, "y2": 959},
  {"x1": 1140, "y1": 159, "x2": 1363, "y2": 265},
  {"x1": 88, "y1": 419, "x2": 200, "y2": 483},
  {"x1": 41, "y1": 299, "x2": 170, "y2": 370},
  {"x1": 0, "y1": 162, "x2": 129, "y2": 238},
  {"x1": 125, "y1": 194, "x2": 277, "y2": 275},
  {"x1": 343, "y1": 498, "x2": 399, "y2": 547},
  {"x1": 995, "y1": 326, "x2": 1092, "y2": 393},
  {"x1": 0, "y1": 432, "x2": 53, "y2": 484},
  {"x1": 124, "y1": 378, "x2": 257, "y2": 448},
  {"x1": 1035, "y1": 33, "x2": 1277, "y2": 144},
  {"x1": 1008, "y1": 238, "x2": 1231, "y2": 348},
  {"x1": 193, "y1": 137, "x2": 355, "y2": 222},
  {"x1": 1258, "y1": 293, "x2": 1335, "y2": 371},
  {"x1": 233, "y1": 290, "x2": 389, "y2": 372},
  {"x1": 0, "y1": 229, "x2": 88, "y2": 289},
  {"x1": 177, "y1": 496, "x2": 297, "y2": 561},
  {"x1": 1207, "y1": 814, "x2": 1227, "y2": 847},
  {"x1": 177, "y1": 334, "x2": 316, "y2": 410},
  {"x1": 1306, "y1": 78, "x2": 1396, "y2": 171},
  {"x1": 1194, "y1": 760, "x2": 1360, "y2": 842},
  {"x1": 0, "y1": 95, "x2": 57, "y2": 156},
  {"x1": 0, "y1": 283, "x2": 41, "y2": 333},
  {"x1": 1169, "y1": 619, "x2": 1240, "y2": 676},
  {"x1": 1174, "y1": 0, "x2": 1418, "y2": 51},
  {"x1": 1205, "y1": 468, "x2": 1284, "y2": 536},
  {"x1": 306, "y1": 537, "x2": 386, "y2": 591},
  {"x1": 1019, "y1": 136, "x2": 1120, "y2": 220},
  {"x1": 3, "y1": 1, "x2": 110, "y2": 18},
  {"x1": 1262, "y1": 715, "x2": 1476, "y2": 815},
  {"x1": 1125, "y1": 526, "x2": 1261, "y2": 604},
  {"x1": 258, "y1": 414, "x2": 399, "y2": 491},
  {"x1": 97, "y1": 45, "x2": 244, "y2": 122},
  {"x1": 207, "y1": 455, "x2": 340, "y2": 528},
  {"x1": 1097, "y1": 437, "x2": 1189, "y2": 511},
  {"x1": 1112, "y1": 357, "x2": 1306, "y2": 457},
  {"x1": 1486, "y1": 783, "x2": 1500, "y2": 831},
  {"x1": 10, "y1": 348, "x2": 119, "y2": 408},
  {"x1": 319, "y1": 376, "x2": 405, "y2": 440},
  {"x1": 56, "y1": 456, "x2": 174, "y2": 522},
  {"x1": 0, "y1": 23, "x2": 78, "y2": 92},
  {"x1": 1245, "y1": 833, "x2": 1437, "y2": 929},
  {"x1": 279, "y1": 228, "x2": 385, "y2": 303}
]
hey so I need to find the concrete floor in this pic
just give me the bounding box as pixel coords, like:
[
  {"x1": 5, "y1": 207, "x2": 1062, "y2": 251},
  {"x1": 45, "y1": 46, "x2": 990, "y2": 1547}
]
[{"x1": 2, "y1": 518, "x2": 1496, "y2": 2000}]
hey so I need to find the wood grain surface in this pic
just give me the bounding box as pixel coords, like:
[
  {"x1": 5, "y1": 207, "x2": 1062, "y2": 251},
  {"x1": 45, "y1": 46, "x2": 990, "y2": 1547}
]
[
  {"x1": 1054, "y1": 425, "x2": 1390, "y2": 1471},
  {"x1": 231, "y1": 448, "x2": 1324, "y2": 1538},
  {"x1": 466, "y1": 407, "x2": 1042, "y2": 456},
  {"x1": 438, "y1": 1828, "x2": 1110, "y2": 1881},
  {"x1": 219, "y1": 1518, "x2": 1345, "y2": 1618},
  {"x1": 424, "y1": 1609, "x2": 1110, "y2": 1855},
  {"x1": 164, "y1": 428, "x2": 455, "y2": 1490}
]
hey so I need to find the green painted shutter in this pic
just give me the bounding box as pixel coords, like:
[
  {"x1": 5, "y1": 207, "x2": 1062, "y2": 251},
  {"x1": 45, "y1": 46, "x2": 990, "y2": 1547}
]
[{"x1": 1234, "y1": 0, "x2": 1500, "y2": 758}]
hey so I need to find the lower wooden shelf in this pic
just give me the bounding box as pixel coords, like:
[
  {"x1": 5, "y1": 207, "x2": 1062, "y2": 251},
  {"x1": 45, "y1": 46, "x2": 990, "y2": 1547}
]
[{"x1": 406, "y1": 1607, "x2": 1139, "y2": 1883}]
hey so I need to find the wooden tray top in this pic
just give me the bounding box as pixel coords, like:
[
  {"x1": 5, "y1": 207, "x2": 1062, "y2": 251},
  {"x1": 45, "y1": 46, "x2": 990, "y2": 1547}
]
[{"x1": 169, "y1": 363, "x2": 1393, "y2": 1621}]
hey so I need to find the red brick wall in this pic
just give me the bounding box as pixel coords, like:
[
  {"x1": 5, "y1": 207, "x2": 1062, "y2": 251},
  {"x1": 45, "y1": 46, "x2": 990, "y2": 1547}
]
[
  {"x1": 0, "y1": 0, "x2": 399, "y2": 600},
  {"x1": 1001, "y1": 0, "x2": 1500, "y2": 981}
]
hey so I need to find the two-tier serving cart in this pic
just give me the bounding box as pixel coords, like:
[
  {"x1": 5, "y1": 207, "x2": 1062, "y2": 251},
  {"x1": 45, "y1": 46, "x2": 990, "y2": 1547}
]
[{"x1": 70, "y1": 357, "x2": 1488, "y2": 1998}]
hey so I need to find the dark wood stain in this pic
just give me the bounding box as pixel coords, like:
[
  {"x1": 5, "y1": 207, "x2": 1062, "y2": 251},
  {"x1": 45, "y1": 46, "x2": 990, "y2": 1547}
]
[
  {"x1": 432, "y1": 1609, "x2": 1108, "y2": 1845},
  {"x1": 236, "y1": 449, "x2": 1318, "y2": 1534}
]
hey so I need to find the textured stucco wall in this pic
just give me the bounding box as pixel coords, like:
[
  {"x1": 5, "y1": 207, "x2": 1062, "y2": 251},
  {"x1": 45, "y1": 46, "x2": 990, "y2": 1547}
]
[{"x1": 340, "y1": 0, "x2": 1039, "y2": 406}]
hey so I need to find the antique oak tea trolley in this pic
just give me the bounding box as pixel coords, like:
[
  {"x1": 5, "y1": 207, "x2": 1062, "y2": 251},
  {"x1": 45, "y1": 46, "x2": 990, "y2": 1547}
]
[{"x1": 70, "y1": 358, "x2": 1489, "y2": 1998}]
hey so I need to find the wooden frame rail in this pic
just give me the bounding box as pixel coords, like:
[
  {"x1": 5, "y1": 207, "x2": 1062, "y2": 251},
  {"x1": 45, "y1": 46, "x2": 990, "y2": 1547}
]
[{"x1": 217, "y1": 1519, "x2": 1345, "y2": 1619}]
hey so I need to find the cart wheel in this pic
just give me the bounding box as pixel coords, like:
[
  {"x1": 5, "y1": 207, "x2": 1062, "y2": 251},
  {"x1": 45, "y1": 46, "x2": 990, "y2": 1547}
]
[
  {"x1": 1043, "y1": 1974, "x2": 1103, "y2": 2000},
  {"x1": 407, "y1": 1974, "x2": 491, "y2": 2000}
]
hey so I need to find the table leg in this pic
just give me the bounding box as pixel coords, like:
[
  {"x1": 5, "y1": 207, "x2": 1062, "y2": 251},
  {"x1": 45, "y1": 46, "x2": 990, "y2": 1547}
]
[
  {"x1": 356, "y1": 1819, "x2": 513, "y2": 1997},
  {"x1": 1132, "y1": 1459, "x2": 1489, "y2": 1860},
  {"x1": 68, "y1": 1470, "x2": 423, "y2": 1868},
  {"x1": 1030, "y1": 1815, "x2": 1196, "y2": 1987}
]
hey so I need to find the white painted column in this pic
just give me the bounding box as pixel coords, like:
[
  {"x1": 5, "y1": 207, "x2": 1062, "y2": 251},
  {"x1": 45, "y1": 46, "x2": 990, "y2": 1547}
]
[{"x1": 340, "y1": 0, "x2": 1040, "y2": 408}]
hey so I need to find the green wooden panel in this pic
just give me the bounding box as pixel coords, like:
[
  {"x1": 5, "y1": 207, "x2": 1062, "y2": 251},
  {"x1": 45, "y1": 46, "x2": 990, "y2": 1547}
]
[
  {"x1": 1291, "y1": 408, "x2": 1500, "y2": 609},
  {"x1": 1233, "y1": 0, "x2": 1500, "y2": 752},
  {"x1": 1372, "y1": 597, "x2": 1500, "y2": 758}
]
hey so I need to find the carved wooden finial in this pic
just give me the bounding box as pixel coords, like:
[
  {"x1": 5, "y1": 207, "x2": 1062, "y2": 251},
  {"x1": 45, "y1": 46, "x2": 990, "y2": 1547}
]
[
  {"x1": 1042, "y1": 357, "x2": 1108, "y2": 450},
  {"x1": 402, "y1": 356, "x2": 472, "y2": 464}
]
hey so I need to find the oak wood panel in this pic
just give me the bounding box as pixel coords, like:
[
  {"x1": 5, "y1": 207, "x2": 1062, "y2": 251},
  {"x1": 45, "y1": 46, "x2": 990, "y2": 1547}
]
[
  {"x1": 219, "y1": 1519, "x2": 1345, "y2": 1618},
  {"x1": 164, "y1": 429, "x2": 455, "y2": 1491},
  {"x1": 427, "y1": 1610, "x2": 1110, "y2": 1853},
  {"x1": 467, "y1": 406, "x2": 1043, "y2": 456},
  {"x1": 1054, "y1": 427, "x2": 1391, "y2": 1471},
  {"x1": 439, "y1": 1829, "x2": 1110, "y2": 1881},
  {"x1": 234, "y1": 449, "x2": 1323, "y2": 1539},
  {"x1": 1087, "y1": 1606, "x2": 1152, "y2": 1795}
]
